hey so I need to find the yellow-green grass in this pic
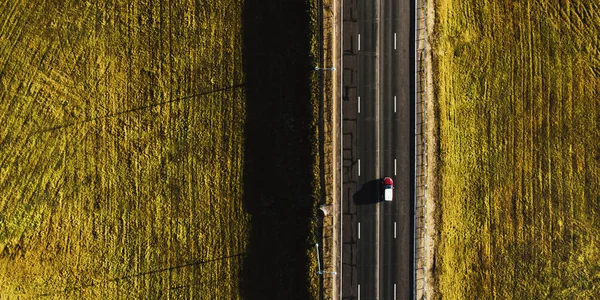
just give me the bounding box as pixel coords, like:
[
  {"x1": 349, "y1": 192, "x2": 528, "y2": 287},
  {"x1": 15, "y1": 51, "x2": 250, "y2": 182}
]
[
  {"x1": 0, "y1": 0, "x2": 247, "y2": 297},
  {"x1": 434, "y1": 0, "x2": 600, "y2": 298}
]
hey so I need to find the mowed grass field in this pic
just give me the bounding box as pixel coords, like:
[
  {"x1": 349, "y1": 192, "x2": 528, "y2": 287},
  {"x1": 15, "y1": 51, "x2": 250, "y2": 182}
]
[
  {"x1": 0, "y1": 0, "x2": 319, "y2": 298},
  {"x1": 0, "y1": 0, "x2": 248, "y2": 297},
  {"x1": 434, "y1": 0, "x2": 600, "y2": 298}
]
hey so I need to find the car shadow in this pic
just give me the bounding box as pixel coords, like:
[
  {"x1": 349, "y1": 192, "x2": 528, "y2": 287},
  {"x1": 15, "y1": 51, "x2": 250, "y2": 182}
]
[{"x1": 353, "y1": 179, "x2": 382, "y2": 205}]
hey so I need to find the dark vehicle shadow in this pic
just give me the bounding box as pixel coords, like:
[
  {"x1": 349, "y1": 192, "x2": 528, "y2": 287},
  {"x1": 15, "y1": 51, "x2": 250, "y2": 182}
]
[
  {"x1": 353, "y1": 179, "x2": 382, "y2": 205},
  {"x1": 240, "y1": 0, "x2": 316, "y2": 299}
]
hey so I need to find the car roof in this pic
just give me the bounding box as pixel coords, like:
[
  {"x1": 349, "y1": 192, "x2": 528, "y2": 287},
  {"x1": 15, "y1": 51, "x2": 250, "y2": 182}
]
[{"x1": 383, "y1": 177, "x2": 393, "y2": 185}]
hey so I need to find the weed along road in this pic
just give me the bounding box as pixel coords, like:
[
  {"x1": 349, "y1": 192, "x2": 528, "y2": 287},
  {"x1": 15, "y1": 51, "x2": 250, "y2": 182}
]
[{"x1": 340, "y1": 0, "x2": 413, "y2": 298}]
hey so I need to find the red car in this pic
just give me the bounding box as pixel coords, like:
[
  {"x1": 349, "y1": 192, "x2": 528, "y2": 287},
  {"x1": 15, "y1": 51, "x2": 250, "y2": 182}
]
[{"x1": 382, "y1": 177, "x2": 394, "y2": 201}]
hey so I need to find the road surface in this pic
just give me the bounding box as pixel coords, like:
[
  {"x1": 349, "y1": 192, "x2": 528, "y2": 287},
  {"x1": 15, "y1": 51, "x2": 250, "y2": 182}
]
[{"x1": 341, "y1": 0, "x2": 413, "y2": 298}]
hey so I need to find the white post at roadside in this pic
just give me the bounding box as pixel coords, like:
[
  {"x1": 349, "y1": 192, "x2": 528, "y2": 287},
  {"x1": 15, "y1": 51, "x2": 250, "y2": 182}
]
[
  {"x1": 315, "y1": 243, "x2": 337, "y2": 275},
  {"x1": 315, "y1": 243, "x2": 323, "y2": 274}
]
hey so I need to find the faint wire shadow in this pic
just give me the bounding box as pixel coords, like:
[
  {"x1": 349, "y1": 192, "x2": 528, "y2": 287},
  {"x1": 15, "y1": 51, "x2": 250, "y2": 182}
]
[
  {"x1": 36, "y1": 252, "x2": 246, "y2": 297},
  {"x1": 28, "y1": 83, "x2": 245, "y2": 137}
]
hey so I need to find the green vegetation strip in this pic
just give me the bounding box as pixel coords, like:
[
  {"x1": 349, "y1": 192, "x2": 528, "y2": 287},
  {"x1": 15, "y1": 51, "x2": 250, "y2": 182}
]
[
  {"x1": 434, "y1": 0, "x2": 600, "y2": 298},
  {"x1": 240, "y1": 0, "x2": 320, "y2": 298}
]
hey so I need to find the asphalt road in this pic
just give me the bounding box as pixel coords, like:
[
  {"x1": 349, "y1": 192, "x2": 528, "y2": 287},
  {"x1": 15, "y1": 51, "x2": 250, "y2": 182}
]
[{"x1": 341, "y1": 0, "x2": 413, "y2": 298}]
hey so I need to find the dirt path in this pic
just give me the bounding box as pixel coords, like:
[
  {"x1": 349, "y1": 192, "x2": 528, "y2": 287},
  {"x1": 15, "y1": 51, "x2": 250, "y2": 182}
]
[
  {"x1": 416, "y1": 0, "x2": 438, "y2": 299},
  {"x1": 423, "y1": 0, "x2": 437, "y2": 298},
  {"x1": 320, "y1": 0, "x2": 339, "y2": 297}
]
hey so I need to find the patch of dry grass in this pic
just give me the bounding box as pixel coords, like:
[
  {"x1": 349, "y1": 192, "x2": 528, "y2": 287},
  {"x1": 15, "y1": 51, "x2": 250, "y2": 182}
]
[{"x1": 433, "y1": 0, "x2": 600, "y2": 298}]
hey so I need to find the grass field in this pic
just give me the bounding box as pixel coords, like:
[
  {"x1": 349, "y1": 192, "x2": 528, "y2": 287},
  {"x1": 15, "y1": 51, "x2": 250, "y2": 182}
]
[
  {"x1": 0, "y1": 0, "x2": 319, "y2": 298},
  {"x1": 433, "y1": 0, "x2": 600, "y2": 298}
]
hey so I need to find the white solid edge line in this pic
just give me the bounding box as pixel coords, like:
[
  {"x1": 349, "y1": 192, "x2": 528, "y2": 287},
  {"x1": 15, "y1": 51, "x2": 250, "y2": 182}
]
[
  {"x1": 394, "y1": 96, "x2": 397, "y2": 113},
  {"x1": 358, "y1": 284, "x2": 361, "y2": 300},
  {"x1": 394, "y1": 283, "x2": 397, "y2": 299},
  {"x1": 358, "y1": 34, "x2": 361, "y2": 51},
  {"x1": 358, "y1": 222, "x2": 361, "y2": 239},
  {"x1": 394, "y1": 222, "x2": 397, "y2": 238},
  {"x1": 374, "y1": 0, "x2": 381, "y2": 295},
  {"x1": 358, "y1": 96, "x2": 361, "y2": 113},
  {"x1": 394, "y1": 33, "x2": 397, "y2": 50}
]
